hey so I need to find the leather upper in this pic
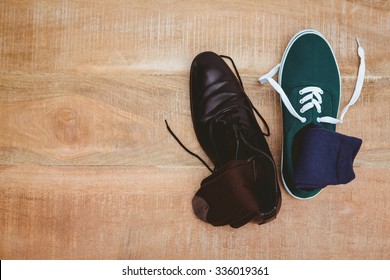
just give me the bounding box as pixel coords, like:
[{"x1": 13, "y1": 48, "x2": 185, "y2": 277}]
[
  {"x1": 190, "y1": 52, "x2": 271, "y2": 168},
  {"x1": 190, "y1": 52, "x2": 281, "y2": 226}
]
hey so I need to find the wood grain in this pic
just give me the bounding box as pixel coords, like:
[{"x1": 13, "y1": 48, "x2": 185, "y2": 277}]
[{"x1": 1, "y1": 0, "x2": 389, "y2": 259}]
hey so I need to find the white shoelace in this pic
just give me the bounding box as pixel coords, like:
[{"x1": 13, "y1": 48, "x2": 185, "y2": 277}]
[{"x1": 259, "y1": 38, "x2": 365, "y2": 124}]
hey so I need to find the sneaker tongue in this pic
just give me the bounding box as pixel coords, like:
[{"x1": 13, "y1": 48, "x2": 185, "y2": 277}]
[{"x1": 294, "y1": 127, "x2": 362, "y2": 189}]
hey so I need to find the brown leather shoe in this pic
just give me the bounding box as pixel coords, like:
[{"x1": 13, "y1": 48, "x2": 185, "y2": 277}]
[{"x1": 189, "y1": 52, "x2": 281, "y2": 227}]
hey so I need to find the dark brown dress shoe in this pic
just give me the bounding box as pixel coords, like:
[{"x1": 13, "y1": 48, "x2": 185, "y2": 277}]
[
  {"x1": 190, "y1": 52, "x2": 281, "y2": 227},
  {"x1": 166, "y1": 52, "x2": 281, "y2": 228}
]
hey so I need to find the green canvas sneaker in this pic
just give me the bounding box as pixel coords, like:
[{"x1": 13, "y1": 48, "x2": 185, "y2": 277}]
[{"x1": 259, "y1": 29, "x2": 365, "y2": 199}]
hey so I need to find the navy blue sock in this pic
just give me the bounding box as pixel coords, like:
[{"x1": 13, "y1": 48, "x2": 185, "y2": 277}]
[{"x1": 294, "y1": 127, "x2": 362, "y2": 189}]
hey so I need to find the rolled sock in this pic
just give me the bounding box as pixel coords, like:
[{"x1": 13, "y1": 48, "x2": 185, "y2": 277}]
[
  {"x1": 294, "y1": 127, "x2": 362, "y2": 189},
  {"x1": 192, "y1": 159, "x2": 260, "y2": 228}
]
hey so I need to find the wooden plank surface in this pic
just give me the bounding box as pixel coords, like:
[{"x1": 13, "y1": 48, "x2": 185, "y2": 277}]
[{"x1": 0, "y1": 0, "x2": 389, "y2": 259}]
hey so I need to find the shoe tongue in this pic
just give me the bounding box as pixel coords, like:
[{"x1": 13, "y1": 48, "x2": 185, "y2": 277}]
[
  {"x1": 294, "y1": 127, "x2": 362, "y2": 189},
  {"x1": 212, "y1": 106, "x2": 262, "y2": 166}
]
